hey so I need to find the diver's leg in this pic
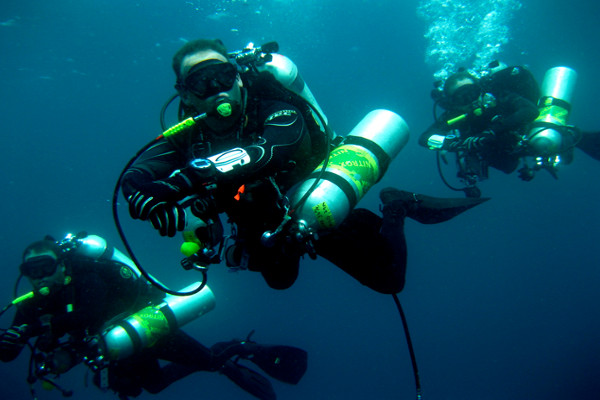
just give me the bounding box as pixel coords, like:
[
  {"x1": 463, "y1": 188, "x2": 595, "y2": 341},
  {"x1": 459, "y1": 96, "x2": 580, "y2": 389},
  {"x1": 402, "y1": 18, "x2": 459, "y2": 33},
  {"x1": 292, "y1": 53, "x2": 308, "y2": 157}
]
[
  {"x1": 210, "y1": 334, "x2": 307, "y2": 385},
  {"x1": 315, "y1": 208, "x2": 405, "y2": 294},
  {"x1": 143, "y1": 330, "x2": 279, "y2": 398}
]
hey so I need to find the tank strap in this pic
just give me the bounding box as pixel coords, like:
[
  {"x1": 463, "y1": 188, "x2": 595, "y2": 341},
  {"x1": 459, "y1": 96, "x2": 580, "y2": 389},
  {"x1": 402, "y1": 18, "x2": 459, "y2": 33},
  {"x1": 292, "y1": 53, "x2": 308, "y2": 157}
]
[
  {"x1": 307, "y1": 170, "x2": 358, "y2": 210},
  {"x1": 117, "y1": 320, "x2": 143, "y2": 353},
  {"x1": 343, "y1": 136, "x2": 391, "y2": 179},
  {"x1": 157, "y1": 303, "x2": 179, "y2": 329},
  {"x1": 537, "y1": 96, "x2": 571, "y2": 111}
]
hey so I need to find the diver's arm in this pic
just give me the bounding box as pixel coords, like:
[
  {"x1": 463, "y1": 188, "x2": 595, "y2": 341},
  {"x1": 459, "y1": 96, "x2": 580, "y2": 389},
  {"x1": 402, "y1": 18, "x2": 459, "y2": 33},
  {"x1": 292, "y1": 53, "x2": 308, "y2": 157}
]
[
  {"x1": 419, "y1": 118, "x2": 457, "y2": 150},
  {"x1": 121, "y1": 137, "x2": 188, "y2": 199},
  {"x1": 489, "y1": 92, "x2": 539, "y2": 132}
]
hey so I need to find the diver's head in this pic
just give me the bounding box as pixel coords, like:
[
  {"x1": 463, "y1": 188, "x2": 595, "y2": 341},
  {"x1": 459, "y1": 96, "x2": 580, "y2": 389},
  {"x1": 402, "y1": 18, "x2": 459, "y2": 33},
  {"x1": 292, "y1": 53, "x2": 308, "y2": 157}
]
[
  {"x1": 20, "y1": 239, "x2": 69, "y2": 296},
  {"x1": 173, "y1": 39, "x2": 243, "y2": 133},
  {"x1": 443, "y1": 71, "x2": 481, "y2": 110}
]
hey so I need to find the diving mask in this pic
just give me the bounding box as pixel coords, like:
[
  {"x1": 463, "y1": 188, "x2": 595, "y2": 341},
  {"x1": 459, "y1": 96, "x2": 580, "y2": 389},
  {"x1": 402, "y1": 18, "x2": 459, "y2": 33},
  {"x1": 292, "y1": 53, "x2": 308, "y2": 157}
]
[
  {"x1": 20, "y1": 255, "x2": 60, "y2": 279},
  {"x1": 176, "y1": 61, "x2": 238, "y2": 99},
  {"x1": 449, "y1": 83, "x2": 481, "y2": 107}
]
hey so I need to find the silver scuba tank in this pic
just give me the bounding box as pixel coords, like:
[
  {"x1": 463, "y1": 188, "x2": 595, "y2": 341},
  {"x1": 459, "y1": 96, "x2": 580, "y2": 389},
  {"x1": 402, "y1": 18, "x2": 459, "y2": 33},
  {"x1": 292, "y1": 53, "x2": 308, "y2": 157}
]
[
  {"x1": 100, "y1": 282, "x2": 216, "y2": 361},
  {"x1": 290, "y1": 109, "x2": 409, "y2": 231},
  {"x1": 71, "y1": 234, "x2": 141, "y2": 278},
  {"x1": 256, "y1": 53, "x2": 329, "y2": 127},
  {"x1": 527, "y1": 66, "x2": 577, "y2": 155}
]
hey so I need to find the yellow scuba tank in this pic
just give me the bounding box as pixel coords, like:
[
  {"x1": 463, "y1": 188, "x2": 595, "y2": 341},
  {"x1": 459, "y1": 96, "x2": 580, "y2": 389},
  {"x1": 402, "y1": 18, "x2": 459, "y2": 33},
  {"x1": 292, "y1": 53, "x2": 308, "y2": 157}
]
[
  {"x1": 100, "y1": 282, "x2": 215, "y2": 361},
  {"x1": 527, "y1": 66, "x2": 577, "y2": 155},
  {"x1": 290, "y1": 109, "x2": 409, "y2": 231}
]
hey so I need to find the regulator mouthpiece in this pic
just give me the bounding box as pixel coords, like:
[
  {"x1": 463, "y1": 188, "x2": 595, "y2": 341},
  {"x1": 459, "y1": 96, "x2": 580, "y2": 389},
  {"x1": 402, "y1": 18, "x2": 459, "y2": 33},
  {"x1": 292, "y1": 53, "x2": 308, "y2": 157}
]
[
  {"x1": 216, "y1": 102, "x2": 233, "y2": 117},
  {"x1": 39, "y1": 287, "x2": 50, "y2": 296}
]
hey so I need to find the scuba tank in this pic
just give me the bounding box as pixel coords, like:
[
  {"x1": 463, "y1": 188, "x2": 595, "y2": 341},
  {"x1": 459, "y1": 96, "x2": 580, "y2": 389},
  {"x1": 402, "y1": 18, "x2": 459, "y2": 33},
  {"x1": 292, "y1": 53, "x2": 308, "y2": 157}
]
[
  {"x1": 290, "y1": 109, "x2": 409, "y2": 231},
  {"x1": 254, "y1": 51, "x2": 329, "y2": 126},
  {"x1": 100, "y1": 281, "x2": 215, "y2": 361},
  {"x1": 61, "y1": 233, "x2": 142, "y2": 278},
  {"x1": 527, "y1": 66, "x2": 578, "y2": 156}
]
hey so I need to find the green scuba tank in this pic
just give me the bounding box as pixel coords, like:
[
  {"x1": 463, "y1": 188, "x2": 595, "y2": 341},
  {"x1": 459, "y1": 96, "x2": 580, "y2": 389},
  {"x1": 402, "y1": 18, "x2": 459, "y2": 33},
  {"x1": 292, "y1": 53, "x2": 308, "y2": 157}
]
[
  {"x1": 100, "y1": 282, "x2": 216, "y2": 361},
  {"x1": 290, "y1": 109, "x2": 409, "y2": 231},
  {"x1": 527, "y1": 66, "x2": 578, "y2": 156}
]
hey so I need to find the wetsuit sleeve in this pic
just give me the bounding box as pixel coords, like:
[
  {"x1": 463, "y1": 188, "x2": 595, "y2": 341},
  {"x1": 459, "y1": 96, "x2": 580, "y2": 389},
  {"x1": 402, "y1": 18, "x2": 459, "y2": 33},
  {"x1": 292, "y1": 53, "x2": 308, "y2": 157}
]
[
  {"x1": 489, "y1": 92, "x2": 539, "y2": 132},
  {"x1": 121, "y1": 137, "x2": 187, "y2": 199},
  {"x1": 238, "y1": 101, "x2": 310, "y2": 178},
  {"x1": 418, "y1": 118, "x2": 453, "y2": 148}
]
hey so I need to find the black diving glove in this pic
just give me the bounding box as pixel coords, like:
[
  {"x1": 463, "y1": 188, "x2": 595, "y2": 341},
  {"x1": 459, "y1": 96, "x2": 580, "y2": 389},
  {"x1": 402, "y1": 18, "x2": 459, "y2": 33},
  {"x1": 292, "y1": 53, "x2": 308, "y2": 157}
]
[
  {"x1": 127, "y1": 162, "x2": 217, "y2": 237},
  {"x1": 442, "y1": 135, "x2": 461, "y2": 151},
  {"x1": 462, "y1": 129, "x2": 496, "y2": 152},
  {"x1": 127, "y1": 179, "x2": 188, "y2": 237},
  {"x1": 0, "y1": 324, "x2": 30, "y2": 350}
]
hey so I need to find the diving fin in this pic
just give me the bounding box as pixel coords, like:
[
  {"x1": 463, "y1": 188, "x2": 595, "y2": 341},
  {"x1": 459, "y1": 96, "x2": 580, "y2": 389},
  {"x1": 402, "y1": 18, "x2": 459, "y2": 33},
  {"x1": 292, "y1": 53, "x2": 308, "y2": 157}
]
[
  {"x1": 380, "y1": 187, "x2": 490, "y2": 224},
  {"x1": 576, "y1": 131, "x2": 600, "y2": 161},
  {"x1": 221, "y1": 360, "x2": 277, "y2": 400},
  {"x1": 245, "y1": 344, "x2": 308, "y2": 385}
]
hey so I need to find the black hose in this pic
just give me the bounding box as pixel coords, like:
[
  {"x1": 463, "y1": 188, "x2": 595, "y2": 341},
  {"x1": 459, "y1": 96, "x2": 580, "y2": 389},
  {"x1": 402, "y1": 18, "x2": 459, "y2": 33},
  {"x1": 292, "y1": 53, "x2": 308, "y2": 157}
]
[
  {"x1": 112, "y1": 137, "x2": 207, "y2": 297},
  {"x1": 392, "y1": 293, "x2": 423, "y2": 400},
  {"x1": 160, "y1": 93, "x2": 180, "y2": 131},
  {"x1": 436, "y1": 151, "x2": 467, "y2": 193}
]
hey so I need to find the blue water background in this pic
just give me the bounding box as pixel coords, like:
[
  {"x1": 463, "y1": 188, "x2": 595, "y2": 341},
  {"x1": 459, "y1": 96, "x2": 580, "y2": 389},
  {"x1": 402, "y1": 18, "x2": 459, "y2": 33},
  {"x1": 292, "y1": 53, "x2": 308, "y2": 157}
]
[{"x1": 1, "y1": 1, "x2": 599, "y2": 399}]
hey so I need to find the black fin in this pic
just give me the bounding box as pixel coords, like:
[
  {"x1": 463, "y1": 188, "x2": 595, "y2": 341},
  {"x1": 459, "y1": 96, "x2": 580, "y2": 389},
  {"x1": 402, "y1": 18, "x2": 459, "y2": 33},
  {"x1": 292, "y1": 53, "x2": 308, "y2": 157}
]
[
  {"x1": 247, "y1": 345, "x2": 308, "y2": 385},
  {"x1": 221, "y1": 360, "x2": 276, "y2": 400},
  {"x1": 380, "y1": 187, "x2": 490, "y2": 224},
  {"x1": 576, "y1": 131, "x2": 600, "y2": 161}
]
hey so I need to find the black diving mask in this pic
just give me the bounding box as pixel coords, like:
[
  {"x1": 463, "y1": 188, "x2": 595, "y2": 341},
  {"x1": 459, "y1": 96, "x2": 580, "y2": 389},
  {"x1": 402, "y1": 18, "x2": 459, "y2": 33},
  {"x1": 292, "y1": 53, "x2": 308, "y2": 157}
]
[
  {"x1": 176, "y1": 61, "x2": 238, "y2": 99},
  {"x1": 449, "y1": 83, "x2": 481, "y2": 107},
  {"x1": 20, "y1": 255, "x2": 59, "y2": 279}
]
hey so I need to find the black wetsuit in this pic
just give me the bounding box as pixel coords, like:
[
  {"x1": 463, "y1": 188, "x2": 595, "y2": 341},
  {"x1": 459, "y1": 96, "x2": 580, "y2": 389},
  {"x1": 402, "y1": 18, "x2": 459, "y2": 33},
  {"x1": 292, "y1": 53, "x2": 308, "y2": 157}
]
[
  {"x1": 0, "y1": 258, "x2": 234, "y2": 397},
  {"x1": 420, "y1": 91, "x2": 539, "y2": 174},
  {"x1": 122, "y1": 95, "x2": 409, "y2": 294}
]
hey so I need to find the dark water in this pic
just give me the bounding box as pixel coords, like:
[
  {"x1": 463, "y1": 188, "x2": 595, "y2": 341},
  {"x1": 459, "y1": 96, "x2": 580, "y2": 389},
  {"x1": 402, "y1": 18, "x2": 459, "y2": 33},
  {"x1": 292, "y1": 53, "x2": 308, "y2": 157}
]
[{"x1": 1, "y1": 1, "x2": 599, "y2": 399}]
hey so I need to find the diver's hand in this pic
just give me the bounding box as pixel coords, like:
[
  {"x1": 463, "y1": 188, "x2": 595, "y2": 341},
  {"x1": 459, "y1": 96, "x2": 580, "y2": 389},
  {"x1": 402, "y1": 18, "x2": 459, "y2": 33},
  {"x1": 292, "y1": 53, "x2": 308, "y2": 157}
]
[
  {"x1": 128, "y1": 180, "x2": 187, "y2": 219},
  {"x1": 148, "y1": 202, "x2": 186, "y2": 237},
  {"x1": 82, "y1": 335, "x2": 107, "y2": 372},
  {"x1": 441, "y1": 134, "x2": 462, "y2": 151},
  {"x1": 0, "y1": 324, "x2": 30, "y2": 349},
  {"x1": 461, "y1": 130, "x2": 496, "y2": 152},
  {"x1": 128, "y1": 181, "x2": 187, "y2": 237}
]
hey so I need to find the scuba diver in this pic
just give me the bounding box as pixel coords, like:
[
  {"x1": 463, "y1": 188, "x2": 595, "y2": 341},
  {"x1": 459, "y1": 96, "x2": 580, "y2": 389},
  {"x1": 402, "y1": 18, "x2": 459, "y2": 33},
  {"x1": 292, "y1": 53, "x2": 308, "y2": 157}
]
[
  {"x1": 0, "y1": 233, "x2": 307, "y2": 400},
  {"x1": 120, "y1": 38, "x2": 489, "y2": 295},
  {"x1": 420, "y1": 61, "x2": 600, "y2": 197},
  {"x1": 419, "y1": 63, "x2": 540, "y2": 197}
]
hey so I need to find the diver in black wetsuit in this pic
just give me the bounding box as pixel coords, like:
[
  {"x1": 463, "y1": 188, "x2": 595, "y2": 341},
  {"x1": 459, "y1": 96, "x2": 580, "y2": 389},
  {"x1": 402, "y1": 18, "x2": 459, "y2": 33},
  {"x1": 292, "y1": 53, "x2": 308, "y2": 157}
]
[
  {"x1": 121, "y1": 38, "x2": 488, "y2": 295},
  {"x1": 420, "y1": 63, "x2": 600, "y2": 194},
  {"x1": 0, "y1": 235, "x2": 307, "y2": 400},
  {"x1": 420, "y1": 68, "x2": 540, "y2": 194}
]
